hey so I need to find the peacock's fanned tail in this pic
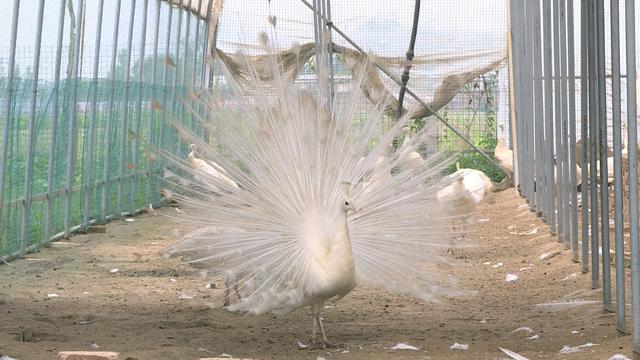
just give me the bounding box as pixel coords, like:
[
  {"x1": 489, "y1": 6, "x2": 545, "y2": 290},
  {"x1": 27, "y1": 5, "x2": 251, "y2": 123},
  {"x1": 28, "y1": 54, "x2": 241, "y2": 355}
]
[{"x1": 164, "y1": 33, "x2": 463, "y2": 314}]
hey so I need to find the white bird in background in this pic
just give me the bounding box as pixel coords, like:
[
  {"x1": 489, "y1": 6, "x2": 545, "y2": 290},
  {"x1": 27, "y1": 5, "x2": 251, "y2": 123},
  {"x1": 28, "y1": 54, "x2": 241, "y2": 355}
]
[
  {"x1": 495, "y1": 124, "x2": 514, "y2": 183},
  {"x1": 437, "y1": 163, "x2": 492, "y2": 255},
  {"x1": 166, "y1": 37, "x2": 463, "y2": 349},
  {"x1": 186, "y1": 143, "x2": 239, "y2": 192}
]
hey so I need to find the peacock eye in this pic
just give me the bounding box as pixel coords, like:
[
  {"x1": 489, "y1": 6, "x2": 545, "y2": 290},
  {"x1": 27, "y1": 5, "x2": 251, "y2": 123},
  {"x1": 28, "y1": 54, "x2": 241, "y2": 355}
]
[{"x1": 344, "y1": 201, "x2": 349, "y2": 206}]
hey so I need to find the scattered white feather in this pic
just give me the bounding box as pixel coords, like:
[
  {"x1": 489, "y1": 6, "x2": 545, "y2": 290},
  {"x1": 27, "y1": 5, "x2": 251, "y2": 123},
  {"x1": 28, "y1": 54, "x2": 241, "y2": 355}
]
[
  {"x1": 170, "y1": 278, "x2": 176, "y2": 282},
  {"x1": 527, "y1": 335, "x2": 539, "y2": 340},
  {"x1": 478, "y1": 218, "x2": 490, "y2": 222},
  {"x1": 90, "y1": 342, "x2": 100, "y2": 349},
  {"x1": 511, "y1": 327, "x2": 533, "y2": 334},
  {"x1": 519, "y1": 267, "x2": 530, "y2": 272},
  {"x1": 218, "y1": 353, "x2": 232, "y2": 358},
  {"x1": 450, "y1": 343, "x2": 469, "y2": 351},
  {"x1": 124, "y1": 218, "x2": 134, "y2": 222},
  {"x1": 508, "y1": 225, "x2": 516, "y2": 230},
  {"x1": 522, "y1": 227, "x2": 538, "y2": 235},
  {"x1": 109, "y1": 268, "x2": 119, "y2": 273},
  {"x1": 296, "y1": 340, "x2": 309, "y2": 349},
  {"x1": 571, "y1": 330, "x2": 580, "y2": 334},
  {"x1": 389, "y1": 343, "x2": 420, "y2": 350},
  {"x1": 499, "y1": 347, "x2": 530, "y2": 360},
  {"x1": 540, "y1": 251, "x2": 561, "y2": 260},
  {"x1": 609, "y1": 355, "x2": 631, "y2": 360},
  {"x1": 178, "y1": 293, "x2": 195, "y2": 300},
  {"x1": 559, "y1": 343, "x2": 598, "y2": 354},
  {"x1": 47, "y1": 293, "x2": 58, "y2": 298},
  {"x1": 0, "y1": 356, "x2": 19, "y2": 360},
  {"x1": 483, "y1": 261, "x2": 491, "y2": 265},
  {"x1": 506, "y1": 274, "x2": 518, "y2": 283},
  {"x1": 518, "y1": 204, "x2": 529, "y2": 210},
  {"x1": 317, "y1": 357, "x2": 326, "y2": 360},
  {"x1": 492, "y1": 262, "x2": 504, "y2": 268}
]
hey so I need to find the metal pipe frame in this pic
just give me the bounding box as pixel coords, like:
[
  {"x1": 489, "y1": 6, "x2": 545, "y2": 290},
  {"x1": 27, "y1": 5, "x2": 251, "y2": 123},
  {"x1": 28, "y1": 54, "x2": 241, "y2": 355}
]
[
  {"x1": 533, "y1": 0, "x2": 545, "y2": 219},
  {"x1": 542, "y1": 0, "x2": 556, "y2": 231},
  {"x1": 19, "y1": 0, "x2": 47, "y2": 256},
  {"x1": 159, "y1": 3, "x2": 174, "y2": 155},
  {"x1": 147, "y1": 0, "x2": 163, "y2": 205},
  {"x1": 595, "y1": 0, "x2": 611, "y2": 307},
  {"x1": 587, "y1": 0, "x2": 600, "y2": 289},
  {"x1": 101, "y1": 0, "x2": 123, "y2": 222},
  {"x1": 171, "y1": 2, "x2": 184, "y2": 155},
  {"x1": 559, "y1": 0, "x2": 571, "y2": 250},
  {"x1": 117, "y1": 0, "x2": 137, "y2": 215},
  {"x1": 610, "y1": 0, "x2": 626, "y2": 332},
  {"x1": 567, "y1": 0, "x2": 579, "y2": 262},
  {"x1": 44, "y1": 0, "x2": 68, "y2": 242},
  {"x1": 180, "y1": 0, "x2": 193, "y2": 128},
  {"x1": 133, "y1": 0, "x2": 150, "y2": 209},
  {"x1": 625, "y1": 0, "x2": 640, "y2": 355},
  {"x1": 553, "y1": 0, "x2": 565, "y2": 241},
  {"x1": 0, "y1": 0, "x2": 21, "y2": 239},
  {"x1": 83, "y1": 0, "x2": 106, "y2": 229},
  {"x1": 580, "y1": 0, "x2": 590, "y2": 273},
  {"x1": 64, "y1": 0, "x2": 86, "y2": 235}
]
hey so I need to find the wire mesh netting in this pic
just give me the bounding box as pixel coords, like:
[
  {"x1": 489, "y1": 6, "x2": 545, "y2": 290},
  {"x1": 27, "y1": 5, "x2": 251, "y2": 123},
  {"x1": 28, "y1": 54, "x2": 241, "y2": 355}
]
[
  {"x1": 1, "y1": 0, "x2": 508, "y2": 259},
  {"x1": 0, "y1": 0, "x2": 210, "y2": 258}
]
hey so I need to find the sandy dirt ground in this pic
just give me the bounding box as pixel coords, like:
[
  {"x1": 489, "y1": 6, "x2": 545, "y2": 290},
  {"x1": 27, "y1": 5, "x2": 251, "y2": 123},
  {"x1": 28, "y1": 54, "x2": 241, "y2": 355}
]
[{"x1": 0, "y1": 189, "x2": 635, "y2": 359}]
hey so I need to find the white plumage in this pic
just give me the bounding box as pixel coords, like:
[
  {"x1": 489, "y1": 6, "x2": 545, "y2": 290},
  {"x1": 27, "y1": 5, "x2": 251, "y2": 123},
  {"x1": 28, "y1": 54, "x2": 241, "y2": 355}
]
[
  {"x1": 186, "y1": 143, "x2": 239, "y2": 192},
  {"x1": 437, "y1": 164, "x2": 493, "y2": 247},
  {"x1": 495, "y1": 124, "x2": 513, "y2": 182},
  {"x1": 165, "y1": 38, "x2": 462, "y2": 348}
]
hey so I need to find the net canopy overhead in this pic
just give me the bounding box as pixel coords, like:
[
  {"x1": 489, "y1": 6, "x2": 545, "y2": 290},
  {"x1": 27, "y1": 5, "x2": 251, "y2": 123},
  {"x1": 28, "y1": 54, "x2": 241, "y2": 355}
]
[{"x1": 212, "y1": 0, "x2": 507, "y2": 116}]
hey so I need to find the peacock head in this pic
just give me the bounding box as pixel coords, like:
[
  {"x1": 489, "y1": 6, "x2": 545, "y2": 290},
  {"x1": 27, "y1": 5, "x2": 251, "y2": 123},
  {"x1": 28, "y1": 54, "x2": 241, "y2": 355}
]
[{"x1": 340, "y1": 182, "x2": 357, "y2": 213}]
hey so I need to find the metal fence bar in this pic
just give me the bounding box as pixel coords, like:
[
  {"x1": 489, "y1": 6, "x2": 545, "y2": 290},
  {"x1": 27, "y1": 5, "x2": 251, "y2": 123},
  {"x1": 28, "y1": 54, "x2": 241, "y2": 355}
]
[
  {"x1": 84, "y1": 0, "x2": 106, "y2": 229},
  {"x1": 147, "y1": 0, "x2": 163, "y2": 205},
  {"x1": 610, "y1": 0, "x2": 625, "y2": 332},
  {"x1": 588, "y1": 0, "x2": 600, "y2": 289},
  {"x1": 580, "y1": 0, "x2": 590, "y2": 273},
  {"x1": 160, "y1": 4, "x2": 174, "y2": 153},
  {"x1": 101, "y1": 0, "x2": 123, "y2": 222},
  {"x1": 595, "y1": 0, "x2": 611, "y2": 307},
  {"x1": 533, "y1": 0, "x2": 545, "y2": 218},
  {"x1": 543, "y1": 0, "x2": 556, "y2": 231},
  {"x1": 64, "y1": 0, "x2": 86, "y2": 235},
  {"x1": 180, "y1": 0, "x2": 193, "y2": 129},
  {"x1": 117, "y1": 0, "x2": 137, "y2": 215},
  {"x1": 559, "y1": 0, "x2": 571, "y2": 249},
  {"x1": 625, "y1": 0, "x2": 640, "y2": 356},
  {"x1": 133, "y1": 0, "x2": 150, "y2": 209},
  {"x1": 44, "y1": 0, "x2": 68, "y2": 242},
  {"x1": 0, "y1": 0, "x2": 21, "y2": 236},
  {"x1": 553, "y1": 0, "x2": 565, "y2": 240},
  {"x1": 171, "y1": 3, "x2": 184, "y2": 154},
  {"x1": 202, "y1": 0, "x2": 214, "y2": 87},
  {"x1": 19, "y1": 0, "x2": 46, "y2": 256},
  {"x1": 567, "y1": 0, "x2": 579, "y2": 262}
]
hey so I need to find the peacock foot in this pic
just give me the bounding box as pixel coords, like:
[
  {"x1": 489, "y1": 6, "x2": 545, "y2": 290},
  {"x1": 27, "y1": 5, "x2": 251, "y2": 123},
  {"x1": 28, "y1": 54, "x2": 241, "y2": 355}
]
[{"x1": 309, "y1": 339, "x2": 337, "y2": 350}]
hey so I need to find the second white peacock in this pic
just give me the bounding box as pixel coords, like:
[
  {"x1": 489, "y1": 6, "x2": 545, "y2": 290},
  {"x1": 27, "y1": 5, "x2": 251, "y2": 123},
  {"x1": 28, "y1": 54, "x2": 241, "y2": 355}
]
[{"x1": 165, "y1": 37, "x2": 465, "y2": 349}]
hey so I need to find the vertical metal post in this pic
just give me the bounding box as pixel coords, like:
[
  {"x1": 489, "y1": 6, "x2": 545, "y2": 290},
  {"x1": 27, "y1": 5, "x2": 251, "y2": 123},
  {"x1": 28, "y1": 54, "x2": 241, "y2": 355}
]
[
  {"x1": 180, "y1": 0, "x2": 193, "y2": 128},
  {"x1": 202, "y1": 0, "x2": 214, "y2": 87},
  {"x1": 117, "y1": 0, "x2": 136, "y2": 215},
  {"x1": 146, "y1": 0, "x2": 162, "y2": 205},
  {"x1": 559, "y1": 0, "x2": 570, "y2": 249},
  {"x1": 84, "y1": 0, "x2": 105, "y2": 229},
  {"x1": 101, "y1": 0, "x2": 123, "y2": 222},
  {"x1": 190, "y1": 0, "x2": 204, "y2": 133},
  {"x1": 595, "y1": 0, "x2": 611, "y2": 308},
  {"x1": 553, "y1": 0, "x2": 565, "y2": 241},
  {"x1": 45, "y1": 0, "x2": 68, "y2": 242},
  {"x1": 171, "y1": 3, "x2": 184, "y2": 154},
  {"x1": 160, "y1": 4, "x2": 174, "y2": 152},
  {"x1": 580, "y1": 0, "x2": 590, "y2": 273},
  {"x1": 533, "y1": 0, "x2": 545, "y2": 218},
  {"x1": 543, "y1": 0, "x2": 556, "y2": 230},
  {"x1": 567, "y1": 0, "x2": 579, "y2": 262},
  {"x1": 20, "y1": 0, "x2": 46, "y2": 255},
  {"x1": 588, "y1": 0, "x2": 600, "y2": 289},
  {"x1": 64, "y1": 0, "x2": 85, "y2": 235},
  {"x1": 0, "y1": 0, "x2": 21, "y2": 235},
  {"x1": 624, "y1": 0, "x2": 640, "y2": 356},
  {"x1": 325, "y1": 0, "x2": 335, "y2": 105},
  {"x1": 610, "y1": 0, "x2": 625, "y2": 332},
  {"x1": 133, "y1": 0, "x2": 150, "y2": 209}
]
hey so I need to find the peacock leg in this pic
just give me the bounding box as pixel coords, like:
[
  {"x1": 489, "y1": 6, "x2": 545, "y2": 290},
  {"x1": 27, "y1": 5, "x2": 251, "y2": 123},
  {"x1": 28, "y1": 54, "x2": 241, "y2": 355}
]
[
  {"x1": 310, "y1": 304, "x2": 320, "y2": 348},
  {"x1": 223, "y1": 287, "x2": 230, "y2": 307},
  {"x1": 317, "y1": 314, "x2": 335, "y2": 348}
]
